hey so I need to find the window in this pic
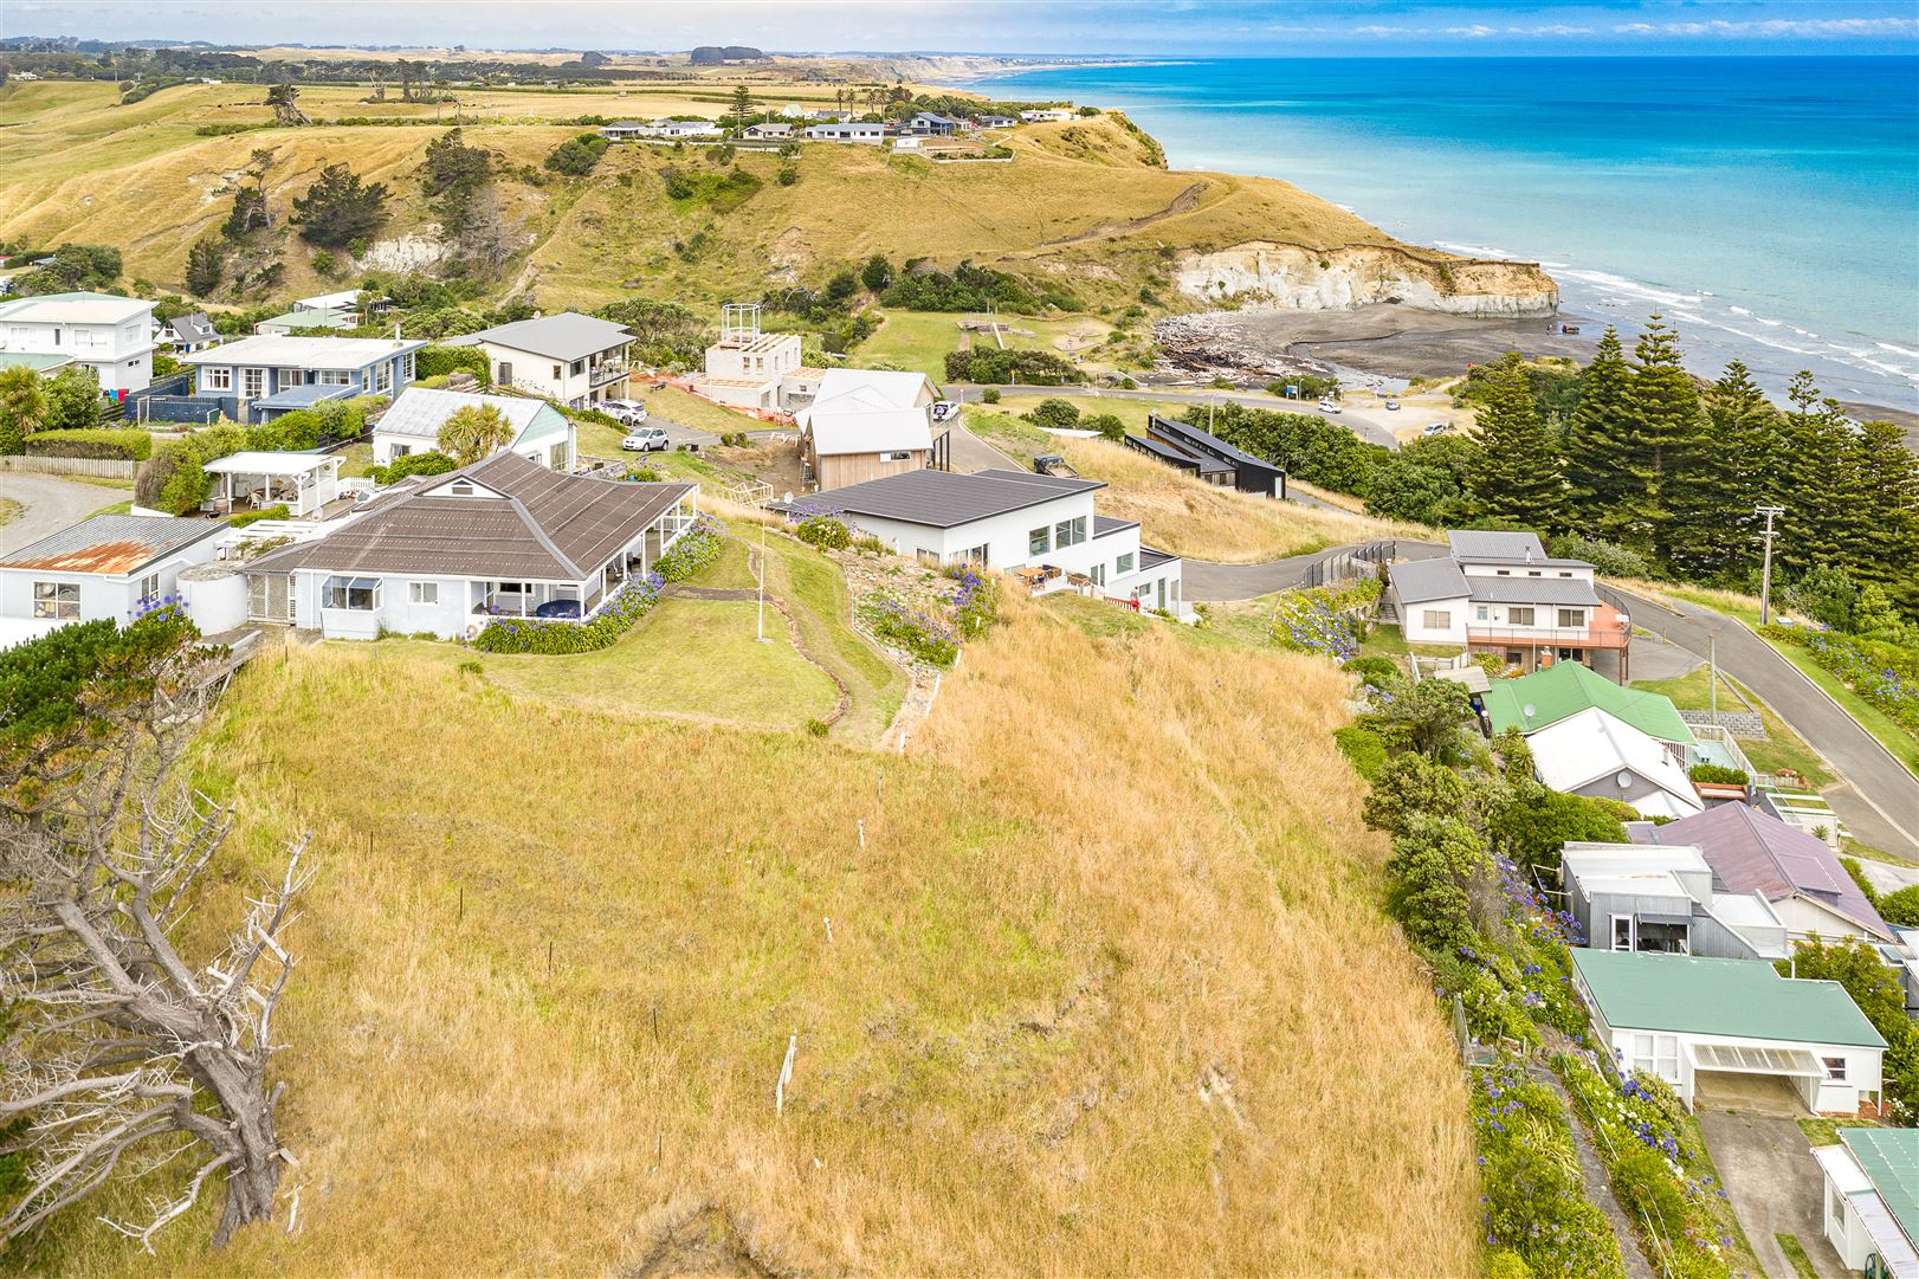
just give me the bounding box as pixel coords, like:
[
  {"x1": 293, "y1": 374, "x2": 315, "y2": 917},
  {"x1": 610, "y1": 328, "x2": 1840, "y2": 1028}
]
[
  {"x1": 393, "y1": 443, "x2": 412, "y2": 457},
  {"x1": 408, "y1": 581, "x2": 438, "y2": 606},
  {"x1": 1116, "y1": 552, "x2": 1134, "y2": 574},
  {"x1": 242, "y1": 367, "x2": 264, "y2": 398},
  {"x1": 31, "y1": 582, "x2": 79, "y2": 620},
  {"x1": 448, "y1": 481, "x2": 475, "y2": 496},
  {"x1": 374, "y1": 361, "x2": 393, "y2": 393},
  {"x1": 1421, "y1": 610, "x2": 1451, "y2": 630},
  {"x1": 1823, "y1": 1056, "x2": 1848, "y2": 1082},
  {"x1": 1558, "y1": 608, "x2": 1585, "y2": 628},
  {"x1": 1474, "y1": 605, "x2": 1488, "y2": 621},
  {"x1": 880, "y1": 450, "x2": 915, "y2": 462},
  {"x1": 204, "y1": 367, "x2": 232, "y2": 391},
  {"x1": 1028, "y1": 526, "x2": 1050, "y2": 556},
  {"x1": 1629, "y1": 1033, "x2": 1680, "y2": 1082},
  {"x1": 137, "y1": 572, "x2": 159, "y2": 606},
  {"x1": 316, "y1": 369, "x2": 351, "y2": 386},
  {"x1": 1508, "y1": 607, "x2": 1536, "y2": 627},
  {"x1": 551, "y1": 364, "x2": 564, "y2": 380},
  {"x1": 1090, "y1": 563, "x2": 1106, "y2": 587},
  {"x1": 402, "y1": 352, "x2": 416, "y2": 381},
  {"x1": 1559, "y1": 571, "x2": 1573, "y2": 578},
  {"x1": 323, "y1": 576, "x2": 379, "y2": 611},
  {"x1": 570, "y1": 360, "x2": 585, "y2": 376},
  {"x1": 1495, "y1": 569, "x2": 1510, "y2": 576},
  {"x1": 1053, "y1": 515, "x2": 1087, "y2": 549},
  {"x1": 1636, "y1": 921, "x2": 1689, "y2": 954},
  {"x1": 1611, "y1": 916, "x2": 1634, "y2": 952},
  {"x1": 1528, "y1": 570, "x2": 1542, "y2": 577},
  {"x1": 915, "y1": 548, "x2": 940, "y2": 568}
]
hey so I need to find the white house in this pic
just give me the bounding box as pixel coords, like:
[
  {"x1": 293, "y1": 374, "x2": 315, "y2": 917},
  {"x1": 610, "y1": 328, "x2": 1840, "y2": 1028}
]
[
  {"x1": 1388, "y1": 530, "x2": 1632, "y2": 676},
  {"x1": 1817, "y1": 1128, "x2": 1919, "y2": 1278},
  {"x1": 372, "y1": 387, "x2": 576, "y2": 471},
  {"x1": 803, "y1": 122, "x2": 885, "y2": 144},
  {"x1": 1019, "y1": 107, "x2": 1075, "y2": 123},
  {"x1": 1528, "y1": 705, "x2": 1705, "y2": 820},
  {"x1": 164, "y1": 312, "x2": 221, "y2": 354},
  {"x1": 0, "y1": 514, "x2": 225, "y2": 629},
  {"x1": 455, "y1": 313, "x2": 633, "y2": 408},
  {"x1": 243, "y1": 451, "x2": 697, "y2": 640},
  {"x1": 200, "y1": 452, "x2": 343, "y2": 518},
  {"x1": 1570, "y1": 948, "x2": 1886, "y2": 1114},
  {"x1": 797, "y1": 368, "x2": 938, "y2": 490},
  {"x1": 0, "y1": 291, "x2": 157, "y2": 393},
  {"x1": 799, "y1": 467, "x2": 1187, "y2": 617},
  {"x1": 743, "y1": 122, "x2": 793, "y2": 140}
]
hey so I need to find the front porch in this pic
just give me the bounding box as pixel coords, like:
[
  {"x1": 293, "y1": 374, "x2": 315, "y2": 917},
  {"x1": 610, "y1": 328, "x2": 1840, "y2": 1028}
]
[{"x1": 472, "y1": 494, "x2": 697, "y2": 624}]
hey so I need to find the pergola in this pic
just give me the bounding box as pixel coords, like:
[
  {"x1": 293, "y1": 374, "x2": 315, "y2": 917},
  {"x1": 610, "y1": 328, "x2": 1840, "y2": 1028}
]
[{"x1": 201, "y1": 452, "x2": 343, "y2": 517}]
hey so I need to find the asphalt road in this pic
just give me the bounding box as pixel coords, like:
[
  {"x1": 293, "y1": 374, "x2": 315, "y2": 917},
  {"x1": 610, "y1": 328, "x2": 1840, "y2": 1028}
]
[
  {"x1": 0, "y1": 471, "x2": 120, "y2": 555},
  {"x1": 944, "y1": 420, "x2": 1020, "y2": 474},
  {"x1": 952, "y1": 383, "x2": 1405, "y2": 451},
  {"x1": 1605, "y1": 585, "x2": 1919, "y2": 857},
  {"x1": 1184, "y1": 538, "x2": 1446, "y2": 602}
]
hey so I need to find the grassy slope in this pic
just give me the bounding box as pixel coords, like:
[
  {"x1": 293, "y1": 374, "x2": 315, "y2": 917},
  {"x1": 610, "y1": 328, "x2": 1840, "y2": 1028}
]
[
  {"x1": 42, "y1": 590, "x2": 1476, "y2": 1277},
  {"x1": 0, "y1": 81, "x2": 1403, "y2": 312}
]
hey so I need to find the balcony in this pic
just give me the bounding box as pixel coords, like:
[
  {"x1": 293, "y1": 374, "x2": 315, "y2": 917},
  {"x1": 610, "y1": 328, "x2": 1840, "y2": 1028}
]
[
  {"x1": 588, "y1": 359, "x2": 630, "y2": 388},
  {"x1": 1467, "y1": 603, "x2": 1631, "y2": 651}
]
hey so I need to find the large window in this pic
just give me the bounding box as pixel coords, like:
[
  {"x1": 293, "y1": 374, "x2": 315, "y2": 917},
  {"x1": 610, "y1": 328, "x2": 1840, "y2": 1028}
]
[
  {"x1": 241, "y1": 367, "x2": 264, "y2": 399},
  {"x1": 1823, "y1": 1056, "x2": 1848, "y2": 1082},
  {"x1": 1629, "y1": 1033, "x2": 1680, "y2": 1082},
  {"x1": 31, "y1": 582, "x2": 79, "y2": 620},
  {"x1": 1558, "y1": 608, "x2": 1585, "y2": 628},
  {"x1": 137, "y1": 572, "x2": 160, "y2": 606},
  {"x1": 203, "y1": 367, "x2": 232, "y2": 392},
  {"x1": 1116, "y1": 552, "x2": 1135, "y2": 574},
  {"x1": 1421, "y1": 610, "x2": 1451, "y2": 630},
  {"x1": 1507, "y1": 607, "x2": 1536, "y2": 627},
  {"x1": 316, "y1": 369, "x2": 351, "y2": 386},
  {"x1": 1053, "y1": 515, "x2": 1087, "y2": 549},
  {"x1": 374, "y1": 361, "x2": 393, "y2": 393},
  {"x1": 323, "y1": 576, "x2": 379, "y2": 611},
  {"x1": 402, "y1": 352, "x2": 416, "y2": 381},
  {"x1": 1028, "y1": 526, "x2": 1050, "y2": 556}
]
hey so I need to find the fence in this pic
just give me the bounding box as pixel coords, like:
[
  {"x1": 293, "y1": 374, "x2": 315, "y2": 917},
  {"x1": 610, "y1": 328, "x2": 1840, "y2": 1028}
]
[
  {"x1": 133, "y1": 394, "x2": 233, "y2": 425},
  {"x1": 1304, "y1": 539, "x2": 1395, "y2": 589},
  {"x1": 0, "y1": 454, "x2": 137, "y2": 479}
]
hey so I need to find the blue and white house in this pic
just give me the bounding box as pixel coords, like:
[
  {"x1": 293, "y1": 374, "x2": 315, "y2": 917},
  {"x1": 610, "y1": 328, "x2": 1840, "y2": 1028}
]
[
  {"x1": 371, "y1": 387, "x2": 577, "y2": 471},
  {"x1": 179, "y1": 334, "x2": 426, "y2": 422}
]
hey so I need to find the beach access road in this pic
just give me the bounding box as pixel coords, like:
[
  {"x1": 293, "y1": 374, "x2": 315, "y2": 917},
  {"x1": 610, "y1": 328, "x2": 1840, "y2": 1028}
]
[
  {"x1": 1603, "y1": 585, "x2": 1919, "y2": 858},
  {"x1": 949, "y1": 383, "x2": 1406, "y2": 451}
]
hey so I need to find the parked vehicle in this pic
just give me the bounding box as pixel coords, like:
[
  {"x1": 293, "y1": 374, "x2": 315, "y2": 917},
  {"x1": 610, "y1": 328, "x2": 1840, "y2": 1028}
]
[
  {"x1": 931, "y1": 400, "x2": 960, "y2": 422},
  {"x1": 1422, "y1": 422, "x2": 1450, "y2": 436},
  {"x1": 1384, "y1": 399, "x2": 1400, "y2": 411},
  {"x1": 1318, "y1": 399, "x2": 1342, "y2": 414},
  {"x1": 621, "y1": 426, "x2": 669, "y2": 452},
  {"x1": 534, "y1": 599, "x2": 582, "y2": 620},
  {"x1": 603, "y1": 399, "x2": 649, "y2": 426}
]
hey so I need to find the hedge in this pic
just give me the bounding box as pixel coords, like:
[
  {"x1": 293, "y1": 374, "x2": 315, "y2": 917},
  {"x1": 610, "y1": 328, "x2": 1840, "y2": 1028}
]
[
  {"x1": 230, "y1": 503, "x2": 290, "y2": 528},
  {"x1": 471, "y1": 573, "x2": 664, "y2": 654},
  {"x1": 652, "y1": 515, "x2": 724, "y2": 582},
  {"x1": 415, "y1": 344, "x2": 491, "y2": 382},
  {"x1": 24, "y1": 428, "x2": 153, "y2": 461}
]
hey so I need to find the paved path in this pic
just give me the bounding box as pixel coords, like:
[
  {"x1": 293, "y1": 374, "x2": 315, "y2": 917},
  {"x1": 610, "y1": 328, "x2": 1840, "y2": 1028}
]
[
  {"x1": 951, "y1": 383, "x2": 1405, "y2": 450},
  {"x1": 1183, "y1": 538, "x2": 1446, "y2": 602},
  {"x1": 1697, "y1": 1111, "x2": 1846, "y2": 1279},
  {"x1": 1605, "y1": 585, "x2": 1919, "y2": 857},
  {"x1": 0, "y1": 472, "x2": 119, "y2": 555},
  {"x1": 944, "y1": 421, "x2": 1020, "y2": 474}
]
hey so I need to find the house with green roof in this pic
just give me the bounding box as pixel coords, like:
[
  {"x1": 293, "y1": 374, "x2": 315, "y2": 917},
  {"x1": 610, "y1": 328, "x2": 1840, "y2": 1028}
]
[
  {"x1": 1482, "y1": 660, "x2": 1696, "y2": 748},
  {"x1": 1569, "y1": 949, "x2": 1885, "y2": 1114},
  {"x1": 1818, "y1": 1127, "x2": 1919, "y2": 1278}
]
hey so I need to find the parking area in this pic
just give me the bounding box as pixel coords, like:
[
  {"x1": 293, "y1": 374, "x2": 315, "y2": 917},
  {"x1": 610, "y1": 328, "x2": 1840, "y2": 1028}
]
[{"x1": 1696, "y1": 1109, "x2": 1847, "y2": 1279}]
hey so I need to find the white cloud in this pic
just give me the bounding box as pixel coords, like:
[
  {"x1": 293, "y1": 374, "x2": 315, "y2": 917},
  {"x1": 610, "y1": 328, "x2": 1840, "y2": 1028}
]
[
  {"x1": 1445, "y1": 24, "x2": 1499, "y2": 38},
  {"x1": 1614, "y1": 15, "x2": 1919, "y2": 38}
]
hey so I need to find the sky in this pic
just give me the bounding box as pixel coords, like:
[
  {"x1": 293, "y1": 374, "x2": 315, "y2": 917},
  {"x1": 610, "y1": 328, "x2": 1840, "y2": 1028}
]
[{"x1": 4, "y1": 0, "x2": 1917, "y2": 57}]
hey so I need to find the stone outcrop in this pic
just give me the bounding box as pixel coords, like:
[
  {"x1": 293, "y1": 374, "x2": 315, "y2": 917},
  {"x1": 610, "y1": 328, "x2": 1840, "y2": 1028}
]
[{"x1": 1175, "y1": 241, "x2": 1558, "y2": 317}]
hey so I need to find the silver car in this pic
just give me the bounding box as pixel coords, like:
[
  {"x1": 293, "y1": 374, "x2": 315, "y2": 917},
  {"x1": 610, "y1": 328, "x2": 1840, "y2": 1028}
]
[{"x1": 621, "y1": 426, "x2": 668, "y2": 452}]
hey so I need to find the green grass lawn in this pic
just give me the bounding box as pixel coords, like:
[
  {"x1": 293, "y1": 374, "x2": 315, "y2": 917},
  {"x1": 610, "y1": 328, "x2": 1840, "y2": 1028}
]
[
  {"x1": 1632, "y1": 666, "x2": 1835, "y2": 788},
  {"x1": 1775, "y1": 1233, "x2": 1818, "y2": 1279},
  {"x1": 688, "y1": 532, "x2": 759, "y2": 590},
  {"x1": 1355, "y1": 625, "x2": 1463, "y2": 660},
  {"x1": 858, "y1": 311, "x2": 1126, "y2": 384},
  {"x1": 1797, "y1": 1116, "x2": 1881, "y2": 1147},
  {"x1": 333, "y1": 441, "x2": 374, "y2": 479},
  {"x1": 87, "y1": 499, "x2": 134, "y2": 517},
  {"x1": 760, "y1": 534, "x2": 905, "y2": 740}
]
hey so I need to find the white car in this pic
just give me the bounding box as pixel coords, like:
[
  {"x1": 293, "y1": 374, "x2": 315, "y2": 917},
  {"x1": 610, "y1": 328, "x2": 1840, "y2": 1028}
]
[
  {"x1": 603, "y1": 399, "x2": 649, "y2": 427},
  {"x1": 620, "y1": 426, "x2": 668, "y2": 452},
  {"x1": 1384, "y1": 399, "x2": 1401, "y2": 411},
  {"x1": 1318, "y1": 399, "x2": 1342, "y2": 414},
  {"x1": 931, "y1": 400, "x2": 960, "y2": 423}
]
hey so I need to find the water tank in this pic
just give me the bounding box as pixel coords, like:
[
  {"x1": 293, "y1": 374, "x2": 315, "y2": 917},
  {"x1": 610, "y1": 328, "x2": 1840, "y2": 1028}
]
[{"x1": 178, "y1": 562, "x2": 249, "y2": 637}]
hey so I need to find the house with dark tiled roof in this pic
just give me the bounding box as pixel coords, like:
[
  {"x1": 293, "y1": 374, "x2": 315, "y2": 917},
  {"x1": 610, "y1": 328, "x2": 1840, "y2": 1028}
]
[
  {"x1": 0, "y1": 514, "x2": 226, "y2": 638},
  {"x1": 243, "y1": 451, "x2": 697, "y2": 639}
]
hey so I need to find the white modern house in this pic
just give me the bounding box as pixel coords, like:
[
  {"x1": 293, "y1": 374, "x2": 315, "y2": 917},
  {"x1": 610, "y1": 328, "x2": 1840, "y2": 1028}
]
[
  {"x1": 1559, "y1": 842, "x2": 1790, "y2": 961},
  {"x1": 803, "y1": 121, "x2": 885, "y2": 144},
  {"x1": 1528, "y1": 705, "x2": 1705, "y2": 820},
  {"x1": 798, "y1": 368, "x2": 938, "y2": 490},
  {"x1": 1817, "y1": 1128, "x2": 1919, "y2": 1279},
  {"x1": 455, "y1": 313, "x2": 633, "y2": 408},
  {"x1": 243, "y1": 451, "x2": 697, "y2": 640},
  {"x1": 0, "y1": 515, "x2": 226, "y2": 633},
  {"x1": 601, "y1": 118, "x2": 723, "y2": 141},
  {"x1": 0, "y1": 291, "x2": 157, "y2": 393},
  {"x1": 1569, "y1": 948, "x2": 1886, "y2": 1114},
  {"x1": 371, "y1": 387, "x2": 577, "y2": 471},
  {"x1": 179, "y1": 334, "x2": 426, "y2": 422},
  {"x1": 1388, "y1": 530, "x2": 1632, "y2": 676},
  {"x1": 800, "y1": 467, "x2": 1187, "y2": 617},
  {"x1": 1019, "y1": 107, "x2": 1075, "y2": 123}
]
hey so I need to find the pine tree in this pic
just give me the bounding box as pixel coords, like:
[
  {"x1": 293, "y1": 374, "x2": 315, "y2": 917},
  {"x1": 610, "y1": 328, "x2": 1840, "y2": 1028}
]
[
  {"x1": 1563, "y1": 326, "x2": 1639, "y2": 534},
  {"x1": 1852, "y1": 418, "x2": 1919, "y2": 615},
  {"x1": 1467, "y1": 352, "x2": 1566, "y2": 531},
  {"x1": 1627, "y1": 314, "x2": 1704, "y2": 565},
  {"x1": 1667, "y1": 360, "x2": 1772, "y2": 582}
]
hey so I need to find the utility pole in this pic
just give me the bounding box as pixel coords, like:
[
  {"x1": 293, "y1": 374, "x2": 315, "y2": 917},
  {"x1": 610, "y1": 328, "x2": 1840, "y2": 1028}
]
[
  {"x1": 756, "y1": 520, "x2": 768, "y2": 643},
  {"x1": 1709, "y1": 636, "x2": 1717, "y2": 722},
  {"x1": 1756, "y1": 505, "x2": 1786, "y2": 624}
]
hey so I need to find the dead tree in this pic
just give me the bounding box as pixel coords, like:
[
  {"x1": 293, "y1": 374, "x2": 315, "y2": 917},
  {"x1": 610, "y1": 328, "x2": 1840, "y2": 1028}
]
[
  {"x1": 0, "y1": 618, "x2": 311, "y2": 1251},
  {"x1": 265, "y1": 83, "x2": 309, "y2": 128}
]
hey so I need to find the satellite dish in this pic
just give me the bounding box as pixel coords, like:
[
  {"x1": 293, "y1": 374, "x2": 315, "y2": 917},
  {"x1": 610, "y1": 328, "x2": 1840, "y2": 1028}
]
[
  {"x1": 1522, "y1": 704, "x2": 1536, "y2": 718},
  {"x1": 1616, "y1": 771, "x2": 1633, "y2": 789}
]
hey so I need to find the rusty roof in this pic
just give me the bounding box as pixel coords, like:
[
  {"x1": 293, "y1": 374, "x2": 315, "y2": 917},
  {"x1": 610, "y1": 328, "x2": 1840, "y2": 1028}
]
[
  {"x1": 0, "y1": 515, "x2": 224, "y2": 577},
  {"x1": 250, "y1": 452, "x2": 695, "y2": 582}
]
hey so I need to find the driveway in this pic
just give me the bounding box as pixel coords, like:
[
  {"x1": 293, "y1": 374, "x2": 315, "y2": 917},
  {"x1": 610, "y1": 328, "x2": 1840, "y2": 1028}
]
[
  {"x1": 943, "y1": 421, "x2": 1019, "y2": 474},
  {"x1": 0, "y1": 471, "x2": 119, "y2": 555},
  {"x1": 1696, "y1": 1109, "x2": 1846, "y2": 1279},
  {"x1": 1183, "y1": 538, "x2": 1446, "y2": 602},
  {"x1": 1605, "y1": 585, "x2": 1919, "y2": 858}
]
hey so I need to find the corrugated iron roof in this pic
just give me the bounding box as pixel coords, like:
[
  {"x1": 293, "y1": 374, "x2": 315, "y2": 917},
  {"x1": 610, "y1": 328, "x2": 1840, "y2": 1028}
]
[{"x1": 0, "y1": 514, "x2": 223, "y2": 576}]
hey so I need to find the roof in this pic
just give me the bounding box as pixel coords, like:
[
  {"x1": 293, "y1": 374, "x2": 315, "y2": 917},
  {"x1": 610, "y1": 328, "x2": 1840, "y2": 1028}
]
[
  {"x1": 249, "y1": 452, "x2": 693, "y2": 582},
  {"x1": 1483, "y1": 661, "x2": 1697, "y2": 744},
  {"x1": 1390, "y1": 556, "x2": 1471, "y2": 604},
  {"x1": 256, "y1": 306, "x2": 356, "y2": 332},
  {"x1": 807, "y1": 407, "x2": 933, "y2": 457},
  {"x1": 1528, "y1": 706, "x2": 1703, "y2": 818},
  {"x1": 1840, "y1": 1129, "x2": 1919, "y2": 1260},
  {"x1": 1125, "y1": 432, "x2": 1234, "y2": 476},
  {"x1": 0, "y1": 352, "x2": 75, "y2": 373},
  {"x1": 1092, "y1": 515, "x2": 1138, "y2": 538},
  {"x1": 376, "y1": 387, "x2": 557, "y2": 443},
  {"x1": 167, "y1": 312, "x2": 218, "y2": 344},
  {"x1": 465, "y1": 313, "x2": 632, "y2": 362},
  {"x1": 1639, "y1": 803, "x2": 1891, "y2": 940},
  {"x1": 0, "y1": 290, "x2": 152, "y2": 325},
  {"x1": 813, "y1": 467, "x2": 1102, "y2": 529},
  {"x1": 1148, "y1": 413, "x2": 1276, "y2": 472},
  {"x1": 296, "y1": 290, "x2": 366, "y2": 310},
  {"x1": 201, "y1": 451, "x2": 341, "y2": 477},
  {"x1": 180, "y1": 334, "x2": 424, "y2": 370},
  {"x1": 1467, "y1": 575, "x2": 1604, "y2": 607},
  {"x1": 808, "y1": 368, "x2": 935, "y2": 410},
  {"x1": 1448, "y1": 529, "x2": 1547, "y2": 560},
  {"x1": 0, "y1": 514, "x2": 223, "y2": 576},
  {"x1": 1569, "y1": 949, "x2": 1886, "y2": 1048},
  {"x1": 253, "y1": 383, "x2": 356, "y2": 410}
]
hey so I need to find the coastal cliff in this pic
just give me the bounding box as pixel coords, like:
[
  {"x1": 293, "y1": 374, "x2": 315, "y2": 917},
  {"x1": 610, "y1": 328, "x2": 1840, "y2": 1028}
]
[{"x1": 1174, "y1": 242, "x2": 1559, "y2": 317}]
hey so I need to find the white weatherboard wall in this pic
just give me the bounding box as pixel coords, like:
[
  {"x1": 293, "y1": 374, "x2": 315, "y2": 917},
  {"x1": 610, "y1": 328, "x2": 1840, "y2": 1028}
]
[
  {"x1": 1401, "y1": 595, "x2": 1470, "y2": 645},
  {"x1": 0, "y1": 540, "x2": 220, "y2": 624},
  {"x1": 1588, "y1": 1003, "x2": 1881, "y2": 1114},
  {"x1": 287, "y1": 572, "x2": 475, "y2": 640}
]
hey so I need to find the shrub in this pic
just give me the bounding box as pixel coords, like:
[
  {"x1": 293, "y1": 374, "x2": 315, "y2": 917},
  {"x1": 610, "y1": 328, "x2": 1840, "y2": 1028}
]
[
  {"x1": 804, "y1": 718, "x2": 830, "y2": 737},
  {"x1": 981, "y1": 387, "x2": 1001, "y2": 404},
  {"x1": 368, "y1": 451, "x2": 455, "y2": 486},
  {"x1": 945, "y1": 564, "x2": 1000, "y2": 639},
  {"x1": 1270, "y1": 576, "x2": 1381, "y2": 660},
  {"x1": 1686, "y1": 763, "x2": 1749, "y2": 786},
  {"x1": 1026, "y1": 398, "x2": 1080, "y2": 429},
  {"x1": 1878, "y1": 885, "x2": 1919, "y2": 928},
  {"x1": 544, "y1": 132, "x2": 611, "y2": 176},
  {"x1": 945, "y1": 347, "x2": 1076, "y2": 386},
  {"x1": 1342, "y1": 655, "x2": 1400, "y2": 691},
  {"x1": 43, "y1": 366, "x2": 103, "y2": 430},
  {"x1": 652, "y1": 514, "x2": 724, "y2": 582},
  {"x1": 861, "y1": 593, "x2": 958, "y2": 667},
  {"x1": 290, "y1": 163, "x2": 390, "y2": 248},
  {"x1": 776, "y1": 165, "x2": 799, "y2": 187},
  {"x1": 1763, "y1": 625, "x2": 1919, "y2": 736},
  {"x1": 471, "y1": 573, "x2": 664, "y2": 655},
  {"x1": 796, "y1": 514, "x2": 851, "y2": 551},
  {"x1": 1545, "y1": 533, "x2": 1651, "y2": 580},
  {"x1": 230, "y1": 503, "x2": 290, "y2": 527},
  {"x1": 23, "y1": 428, "x2": 152, "y2": 461},
  {"x1": 1333, "y1": 725, "x2": 1389, "y2": 780},
  {"x1": 414, "y1": 344, "x2": 491, "y2": 382}
]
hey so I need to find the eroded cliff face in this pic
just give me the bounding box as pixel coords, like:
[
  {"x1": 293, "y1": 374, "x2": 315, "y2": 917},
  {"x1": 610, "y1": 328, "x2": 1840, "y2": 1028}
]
[{"x1": 1175, "y1": 242, "x2": 1559, "y2": 317}]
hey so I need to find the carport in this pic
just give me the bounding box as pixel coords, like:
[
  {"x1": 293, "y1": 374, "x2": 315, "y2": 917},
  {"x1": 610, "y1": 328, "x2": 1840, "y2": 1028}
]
[{"x1": 1690, "y1": 1043, "x2": 1827, "y2": 1115}]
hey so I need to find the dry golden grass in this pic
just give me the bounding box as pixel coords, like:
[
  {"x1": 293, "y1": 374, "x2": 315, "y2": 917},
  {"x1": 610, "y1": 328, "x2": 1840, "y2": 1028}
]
[{"x1": 43, "y1": 593, "x2": 1476, "y2": 1277}]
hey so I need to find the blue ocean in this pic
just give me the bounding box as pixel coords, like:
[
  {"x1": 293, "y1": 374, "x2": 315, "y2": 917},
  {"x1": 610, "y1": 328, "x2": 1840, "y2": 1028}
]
[{"x1": 960, "y1": 56, "x2": 1919, "y2": 411}]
